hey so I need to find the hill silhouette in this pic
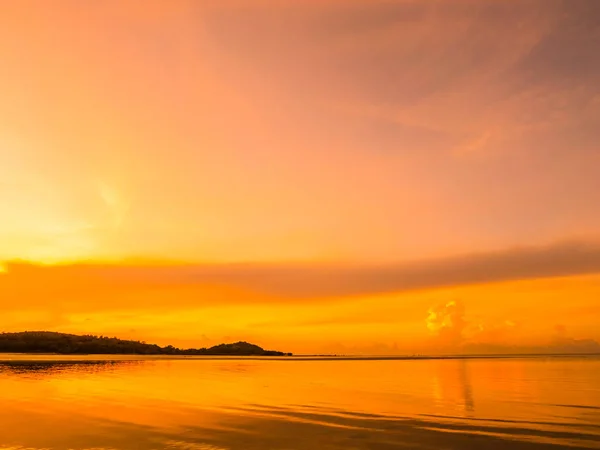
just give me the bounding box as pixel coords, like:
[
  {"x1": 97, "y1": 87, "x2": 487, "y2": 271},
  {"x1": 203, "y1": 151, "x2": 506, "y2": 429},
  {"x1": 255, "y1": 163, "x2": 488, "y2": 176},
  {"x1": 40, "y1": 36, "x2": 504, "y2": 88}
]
[{"x1": 0, "y1": 332, "x2": 291, "y2": 356}]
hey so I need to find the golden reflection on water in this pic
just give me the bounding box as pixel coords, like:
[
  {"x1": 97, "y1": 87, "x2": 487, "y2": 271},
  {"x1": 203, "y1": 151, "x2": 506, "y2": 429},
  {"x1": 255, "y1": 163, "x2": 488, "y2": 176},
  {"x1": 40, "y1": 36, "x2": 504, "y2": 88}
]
[{"x1": 1, "y1": 356, "x2": 599, "y2": 449}]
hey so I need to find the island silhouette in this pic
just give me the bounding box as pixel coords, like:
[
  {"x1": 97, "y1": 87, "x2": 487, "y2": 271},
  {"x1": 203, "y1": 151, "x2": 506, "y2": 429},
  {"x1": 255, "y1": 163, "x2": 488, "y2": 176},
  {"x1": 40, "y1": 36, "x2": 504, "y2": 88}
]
[{"x1": 0, "y1": 331, "x2": 291, "y2": 356}]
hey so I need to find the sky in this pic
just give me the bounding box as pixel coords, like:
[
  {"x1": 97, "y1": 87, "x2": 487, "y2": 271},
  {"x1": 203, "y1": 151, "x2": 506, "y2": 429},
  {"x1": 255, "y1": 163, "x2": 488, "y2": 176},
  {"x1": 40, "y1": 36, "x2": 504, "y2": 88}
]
[{"x1": 1, "y1": 0, "x2": 599, "y2": 354}]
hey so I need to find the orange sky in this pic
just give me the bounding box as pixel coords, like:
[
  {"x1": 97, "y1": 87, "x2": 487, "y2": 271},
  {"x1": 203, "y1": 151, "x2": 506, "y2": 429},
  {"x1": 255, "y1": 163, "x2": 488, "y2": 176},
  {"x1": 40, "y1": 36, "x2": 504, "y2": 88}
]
[{"x1": 1, "y1": 0, "x2": 599, "y2": 354}]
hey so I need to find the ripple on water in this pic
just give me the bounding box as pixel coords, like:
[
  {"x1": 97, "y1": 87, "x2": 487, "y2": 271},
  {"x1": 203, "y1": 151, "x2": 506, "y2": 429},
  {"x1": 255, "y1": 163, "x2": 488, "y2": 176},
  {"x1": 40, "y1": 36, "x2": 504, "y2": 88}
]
[{"x1": 0, "y1": 356, "x2": 599, "y2": 449}]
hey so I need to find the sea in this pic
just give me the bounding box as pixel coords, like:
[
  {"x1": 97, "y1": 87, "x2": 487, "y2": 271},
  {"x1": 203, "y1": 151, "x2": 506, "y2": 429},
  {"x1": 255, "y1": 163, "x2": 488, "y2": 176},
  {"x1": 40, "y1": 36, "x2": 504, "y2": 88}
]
[{"x1": 0, "y1": 354, "x2": 599, "y2": 449}]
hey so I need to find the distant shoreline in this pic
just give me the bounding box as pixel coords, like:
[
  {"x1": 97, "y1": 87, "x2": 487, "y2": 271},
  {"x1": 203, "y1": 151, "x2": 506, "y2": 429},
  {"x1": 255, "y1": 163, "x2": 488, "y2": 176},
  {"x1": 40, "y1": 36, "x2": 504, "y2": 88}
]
[
  {"x1": 2, "y1": 332, "x2": 598, "y2": 360},
  {"x1": 0, "y1": 353, "x2": 598, "y2": 362}
]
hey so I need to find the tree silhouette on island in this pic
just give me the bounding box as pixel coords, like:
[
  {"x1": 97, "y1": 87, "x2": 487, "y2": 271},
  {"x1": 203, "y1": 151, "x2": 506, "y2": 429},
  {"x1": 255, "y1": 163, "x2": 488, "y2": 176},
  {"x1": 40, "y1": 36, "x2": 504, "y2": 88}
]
[{"x1": 0, "y1": 332, "x2": 292, "y2": 356}]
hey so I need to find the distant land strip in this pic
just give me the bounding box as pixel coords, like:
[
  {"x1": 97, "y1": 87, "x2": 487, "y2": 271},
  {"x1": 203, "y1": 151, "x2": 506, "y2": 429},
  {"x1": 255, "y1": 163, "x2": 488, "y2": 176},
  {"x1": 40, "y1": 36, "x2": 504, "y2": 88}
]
[{"x1": 0, "y1": 331, "x2": 292, "y2": 356}]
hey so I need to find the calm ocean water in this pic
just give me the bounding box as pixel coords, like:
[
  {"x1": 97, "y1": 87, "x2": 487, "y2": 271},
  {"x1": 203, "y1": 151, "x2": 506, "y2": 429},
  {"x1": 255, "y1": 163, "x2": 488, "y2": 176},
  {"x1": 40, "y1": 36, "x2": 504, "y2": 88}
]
[{"x1": 0, "y1": 355, "x2": 599, "y2": 449}]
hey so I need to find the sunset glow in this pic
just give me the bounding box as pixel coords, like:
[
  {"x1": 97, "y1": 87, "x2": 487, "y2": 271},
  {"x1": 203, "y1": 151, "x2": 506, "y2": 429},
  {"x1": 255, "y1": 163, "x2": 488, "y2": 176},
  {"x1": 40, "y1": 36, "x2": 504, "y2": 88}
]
[{"x1": 1, "y1": 0, "x2": 599, "y2": 354}]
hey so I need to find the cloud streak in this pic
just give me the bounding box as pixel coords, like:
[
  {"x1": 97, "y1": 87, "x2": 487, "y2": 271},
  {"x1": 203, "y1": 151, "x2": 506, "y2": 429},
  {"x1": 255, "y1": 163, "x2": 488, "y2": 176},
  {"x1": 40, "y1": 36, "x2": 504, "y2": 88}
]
[{"x1": 2, "y1": 240, "x2": 600, "y2": 311}]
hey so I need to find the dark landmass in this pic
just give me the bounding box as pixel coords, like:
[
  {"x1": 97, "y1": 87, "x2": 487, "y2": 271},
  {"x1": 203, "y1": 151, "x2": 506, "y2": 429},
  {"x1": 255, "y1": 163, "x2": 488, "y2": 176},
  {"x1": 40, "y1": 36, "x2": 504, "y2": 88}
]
[{"x1": 0, "y1": 332, "x2": 292, "y2": 356}]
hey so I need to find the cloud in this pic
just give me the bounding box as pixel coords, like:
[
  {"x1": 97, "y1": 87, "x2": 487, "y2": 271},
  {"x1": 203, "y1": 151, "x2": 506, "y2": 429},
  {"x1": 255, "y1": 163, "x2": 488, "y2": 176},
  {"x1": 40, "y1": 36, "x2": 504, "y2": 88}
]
[
  {"x1": 425, "y1": 300, "x2": 600, "y2": 355},
  {"x1": 549, "y1": 324, "x2": 600, "y2": 354},
  {"x1": 1, "y1": 239, "x2": 600, "y2": 313},
  {"x1": 426, "y1": 299, "x2": 522, "y2": 348},
  {"x1": 426, "y1": 300, "x2": 466, "y2": 346}
]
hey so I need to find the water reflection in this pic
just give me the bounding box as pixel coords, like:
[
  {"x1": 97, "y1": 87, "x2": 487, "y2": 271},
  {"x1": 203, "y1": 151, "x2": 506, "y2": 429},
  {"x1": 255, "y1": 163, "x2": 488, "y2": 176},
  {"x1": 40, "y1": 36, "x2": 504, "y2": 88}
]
[
  {"x1": 0, "y1": 360, "x2": 140, "y2": 377},
  {"x1": 459, "y1": 360, "x2": 475, "y2": 414},
  {"x1": 431, "y1": 360, "x2": 475, "y2": 416},
  {"x1": 0, "y1": 356, "x2": 599, "y2": 449}
]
